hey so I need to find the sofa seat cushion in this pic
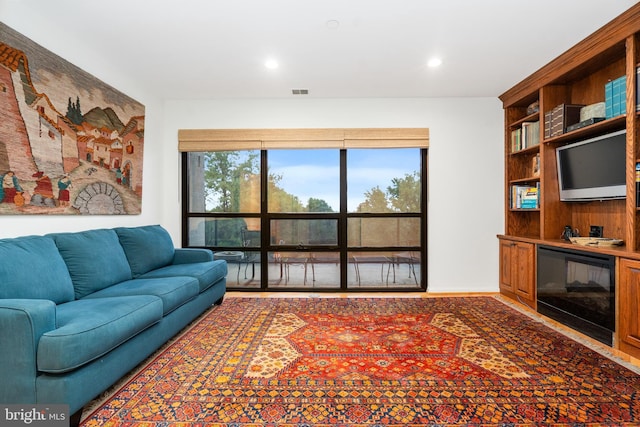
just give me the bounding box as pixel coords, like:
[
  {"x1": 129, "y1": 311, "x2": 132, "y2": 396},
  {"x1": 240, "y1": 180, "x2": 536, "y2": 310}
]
[
  {"x1": 0, "y1": 235, "x2": 75, "y2": 304},
  {"x1": 82, "y1": 277, "x2": 199, "y2": 315},
  {"x1": 139, "y1": 260, "x2": 227, "y2": 293},
  {"x1": 49, "y1": 229, "x2": 133, "y2": 299},
  {"x1": 37, "y1": 296, "x2": 162, "y2": 373},
  {"x1": 115, "y1": 225, "x2": 175, "y2": 277}
]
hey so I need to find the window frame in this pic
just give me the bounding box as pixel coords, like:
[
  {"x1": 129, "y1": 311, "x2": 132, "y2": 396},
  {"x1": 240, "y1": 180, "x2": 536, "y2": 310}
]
[{"x1": 180, "y1": 128, "x2": 428, "y2": 292}]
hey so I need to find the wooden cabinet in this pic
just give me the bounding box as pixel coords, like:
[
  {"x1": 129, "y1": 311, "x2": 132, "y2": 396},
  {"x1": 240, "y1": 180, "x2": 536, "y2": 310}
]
[
  {"x1": 499, "y1": 238, "x2": 535, "y2": 308},
  {"x1": 618, "y1": 258, "x2": 640, "y2": 359}
]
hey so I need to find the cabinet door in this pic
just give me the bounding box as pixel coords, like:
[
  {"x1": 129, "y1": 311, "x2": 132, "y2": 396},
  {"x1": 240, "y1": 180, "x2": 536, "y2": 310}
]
[
  {"x1": 499, "y1": 239, "x2": 514, "y2": 293},
  {"x1": 499, "y1": 240, "x2": 535, "y2": 307},
  {"x1": 618, "y1": 258, "x2": 640, "y2": 358},
  {"x1": 513, "y1": 242, "x2": 535, "y2": 301}
]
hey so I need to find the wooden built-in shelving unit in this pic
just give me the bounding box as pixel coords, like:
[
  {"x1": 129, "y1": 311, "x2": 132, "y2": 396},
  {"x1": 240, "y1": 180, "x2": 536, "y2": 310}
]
[{"x1": 498, "y1": 4, "x2": 640, "y2": 359}]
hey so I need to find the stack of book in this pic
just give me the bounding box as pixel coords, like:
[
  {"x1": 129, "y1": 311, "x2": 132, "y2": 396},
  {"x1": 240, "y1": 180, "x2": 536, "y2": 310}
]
[
  {"x1": 511, "y1": 121, "x2": 540, "y2": 152},
  {"x1": 510, "y1": 184, "x2": 540, "y2": 209},
  {"x1": 605, "y1": 75, "x2": 626, "y2": 118},
  {"x1": 544, "y1": 104, "x2": 583, "y2": 138}
]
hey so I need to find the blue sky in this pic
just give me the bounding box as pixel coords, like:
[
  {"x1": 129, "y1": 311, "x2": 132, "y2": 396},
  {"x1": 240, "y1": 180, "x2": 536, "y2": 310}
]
[{"x1": 269, "y1": 148, "x2": 420, "y2": 211}]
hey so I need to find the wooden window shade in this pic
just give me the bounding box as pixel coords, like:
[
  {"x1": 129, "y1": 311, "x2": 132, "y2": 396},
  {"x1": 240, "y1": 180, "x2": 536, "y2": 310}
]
[{"x1": 178, "y1": 128, "x2": 429, "y2": 152}]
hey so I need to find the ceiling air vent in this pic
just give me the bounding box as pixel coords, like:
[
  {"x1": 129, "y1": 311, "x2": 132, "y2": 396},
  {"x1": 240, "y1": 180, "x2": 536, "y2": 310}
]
[{"x1": 291, "y1": 89, "x2": 309, "y2": 95}]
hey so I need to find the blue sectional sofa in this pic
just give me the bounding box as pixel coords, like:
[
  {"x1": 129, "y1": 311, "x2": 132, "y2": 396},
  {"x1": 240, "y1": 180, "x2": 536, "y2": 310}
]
[{"x1": 0, "y1": 225, "x2": 227, "y2": 424}]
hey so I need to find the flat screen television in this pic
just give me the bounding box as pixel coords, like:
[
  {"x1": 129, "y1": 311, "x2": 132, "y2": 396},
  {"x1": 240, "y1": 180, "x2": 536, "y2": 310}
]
[{"x1": 556, "y1": 129, "x2": 626, "y2": 202}]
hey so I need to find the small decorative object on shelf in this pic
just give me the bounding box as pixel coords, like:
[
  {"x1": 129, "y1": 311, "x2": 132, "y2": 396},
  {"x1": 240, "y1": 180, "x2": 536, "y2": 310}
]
[
  {"x1": 561, "y1": 225, "x2": 579, "y2": 240},
  {"x1": 580, "y1": 102, "x2": 606, "y2": 121},
  {"x1": 532, "y1": 153, "x2": 540, "y2": 177},
  {"x1": 569, "y1": 237, "x2": 624, "y2": 247}
]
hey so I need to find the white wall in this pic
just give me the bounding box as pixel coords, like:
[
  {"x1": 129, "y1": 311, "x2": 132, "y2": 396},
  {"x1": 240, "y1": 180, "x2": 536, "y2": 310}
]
[
  {"x1": 162, "y1": 98, "x2": 504, "y2": 292},
  {"x1": 2, "y1": 11, "x2": 505, "y2": 293}
]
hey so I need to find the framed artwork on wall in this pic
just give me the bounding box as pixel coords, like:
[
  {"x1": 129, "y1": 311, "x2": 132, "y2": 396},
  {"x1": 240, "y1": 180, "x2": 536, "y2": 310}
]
[{"x1": 0, "y1": 22, "x2": 144, "y2": 215}]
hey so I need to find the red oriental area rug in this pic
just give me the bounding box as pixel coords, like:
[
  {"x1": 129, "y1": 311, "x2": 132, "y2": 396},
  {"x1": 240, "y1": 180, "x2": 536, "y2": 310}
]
[{"x1": 81, "y1": 297, "x2": 640, "y2": 426}]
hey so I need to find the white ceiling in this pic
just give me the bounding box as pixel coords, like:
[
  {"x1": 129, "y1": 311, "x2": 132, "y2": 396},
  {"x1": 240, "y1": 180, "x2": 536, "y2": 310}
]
[{"x1": 2, "y1": 0, "x2": 638, "y2": 100}]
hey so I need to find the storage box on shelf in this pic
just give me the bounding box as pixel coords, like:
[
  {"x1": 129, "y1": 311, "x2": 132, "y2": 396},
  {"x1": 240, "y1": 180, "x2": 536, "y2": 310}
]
[
  {"x1": 544, "y1": 104, "x2": 583, "y2": 138},
  {"x1": 499, "y1": 4, "x2": 640, "y2": 358}
]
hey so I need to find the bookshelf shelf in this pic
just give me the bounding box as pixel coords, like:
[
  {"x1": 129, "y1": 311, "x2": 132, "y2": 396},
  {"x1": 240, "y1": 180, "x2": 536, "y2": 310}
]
[
  {"x1": 509, "y1": 112, "x2": 540, "y2": 129},
  {"x1": 542, "y1": 115, "x2": 626, "y2": 145},
  {"x1": 509, "y1": 145, "x2": 539, "y2": 156},
  {"x1": 510, "y1": 177, "x2": 540, "y2": 185}
]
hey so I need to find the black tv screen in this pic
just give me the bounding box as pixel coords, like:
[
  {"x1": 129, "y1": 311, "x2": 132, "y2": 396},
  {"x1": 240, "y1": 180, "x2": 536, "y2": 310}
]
[{"x1": 556, "y1": 129, "x2": 626, "y2": 201}]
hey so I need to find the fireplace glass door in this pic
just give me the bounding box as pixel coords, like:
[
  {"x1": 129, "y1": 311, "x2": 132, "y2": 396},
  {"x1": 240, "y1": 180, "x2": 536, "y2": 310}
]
[{"x1": 537, "y1": 245, "x2": 615, "y2": 345}]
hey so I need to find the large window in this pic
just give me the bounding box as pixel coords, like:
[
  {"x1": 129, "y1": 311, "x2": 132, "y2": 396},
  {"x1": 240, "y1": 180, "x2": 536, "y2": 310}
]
[{"x1": 180, "y1": 128, "x2": 428, "y2": 292}]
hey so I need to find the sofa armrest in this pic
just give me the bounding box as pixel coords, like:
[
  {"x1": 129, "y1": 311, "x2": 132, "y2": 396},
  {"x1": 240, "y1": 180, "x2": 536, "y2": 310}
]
[
  {"x1": 0, "y1": 299, "x2": 56, "y2": 403},
  {"x1": 172, "y1": 248, "x2": 214, "y2": 264}
]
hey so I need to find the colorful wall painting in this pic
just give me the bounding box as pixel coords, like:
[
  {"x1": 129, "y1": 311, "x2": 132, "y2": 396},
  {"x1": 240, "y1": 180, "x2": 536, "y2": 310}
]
[{"x1": 0, "y1": 22, "x2": 144, "y2": 214}]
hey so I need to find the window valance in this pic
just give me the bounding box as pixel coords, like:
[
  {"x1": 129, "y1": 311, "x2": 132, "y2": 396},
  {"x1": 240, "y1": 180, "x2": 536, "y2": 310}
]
[{"x1": 177, "y1": 128, "x2": 429, "y2": 152}]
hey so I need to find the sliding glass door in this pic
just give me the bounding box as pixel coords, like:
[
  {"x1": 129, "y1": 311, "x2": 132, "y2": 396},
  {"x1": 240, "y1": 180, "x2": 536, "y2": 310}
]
[{"x1": 182, "y1": 147, "x2": 426, "y2": 292}]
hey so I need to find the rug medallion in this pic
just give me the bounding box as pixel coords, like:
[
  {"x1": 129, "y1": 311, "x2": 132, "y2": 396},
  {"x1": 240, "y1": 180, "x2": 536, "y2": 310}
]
[{"x1": 81, "y1": 297, "x2": 640, "y2": 426}]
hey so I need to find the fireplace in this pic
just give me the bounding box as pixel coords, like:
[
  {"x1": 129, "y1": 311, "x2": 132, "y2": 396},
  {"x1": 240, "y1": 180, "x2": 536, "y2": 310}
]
[{"x1": 536, "y1": 245, "x2": 615, "y2": 346}]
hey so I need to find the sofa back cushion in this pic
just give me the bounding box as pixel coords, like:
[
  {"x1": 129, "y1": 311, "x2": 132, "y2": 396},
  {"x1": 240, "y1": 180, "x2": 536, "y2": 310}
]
[
  {"x1": 0, "y1": 235, "x2": 75, "y2": 304},
  {"x1": 115, "y1": 225, "x2": 175, "y2": 277},
  {"x1": 49, "y1": 229, "x2": 133, "y2": 299}
]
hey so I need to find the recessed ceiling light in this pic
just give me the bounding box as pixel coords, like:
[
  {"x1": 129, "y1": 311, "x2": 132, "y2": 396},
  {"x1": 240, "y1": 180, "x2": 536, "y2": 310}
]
[
  {"x1": 427, "y1": 57, "x2": 442, "y2": 68},
  {"x1": 265, "y1": 59, "x2": 279, "y2": 69},
  {"x1": 326, "y1": 19, "x2": 340, "y2": 29}
]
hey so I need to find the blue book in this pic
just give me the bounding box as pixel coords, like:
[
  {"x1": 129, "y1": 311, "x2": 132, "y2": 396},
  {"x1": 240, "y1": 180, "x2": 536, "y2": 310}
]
[
  {"x1": 619, "y1": 76, "x2": 627, "y2": 115},
  {"x1": 612, "y1": 77, "x2": 621, "y2": 117},
  {"x1": 605, "y1": 80, "x2": 614, "y2": 119}
]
